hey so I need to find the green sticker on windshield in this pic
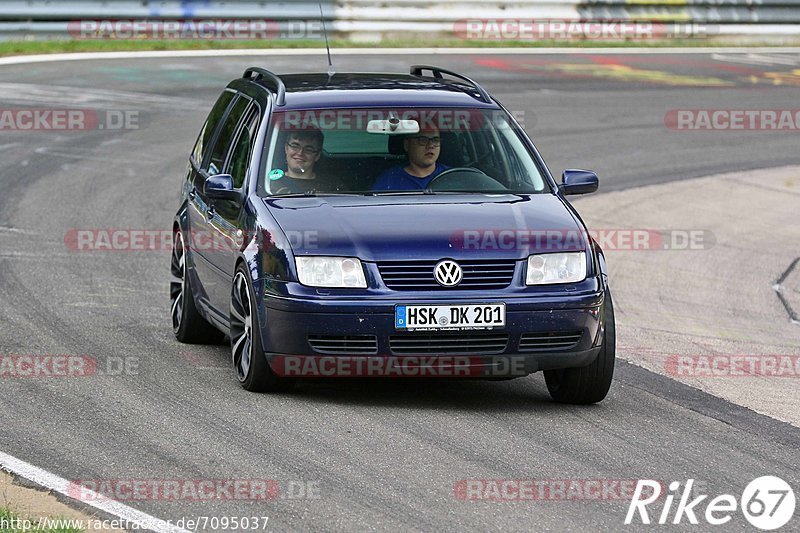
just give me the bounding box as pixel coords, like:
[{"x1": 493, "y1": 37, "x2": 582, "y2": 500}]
[{"x1": 268, "y1": 169, "x2": 284, "y2": 180}]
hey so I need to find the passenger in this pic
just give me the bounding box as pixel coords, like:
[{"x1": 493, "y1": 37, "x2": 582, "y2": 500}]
[
  {"x1": 270, "y1": 128, "x2": 325, "y2": 194},
  {"x1": 372, "y1": 127, "x2": 448, "y2": 191}
]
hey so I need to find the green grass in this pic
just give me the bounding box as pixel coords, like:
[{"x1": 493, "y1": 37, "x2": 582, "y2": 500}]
[
  {"x1": 0, "y1": 37, "x2": 797, "y2": 57},
  {"x1": 0, "y1": 507, "x2": 84, "y2": 533}
]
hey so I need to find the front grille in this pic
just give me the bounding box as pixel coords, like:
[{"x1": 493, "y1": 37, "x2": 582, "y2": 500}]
[
  {"x1": 377, "y1": 259, "x2": 517, "y2": 290},
  {"x1": 519, "y1": 331, "x2": 583, "y2": 352},
  {"x1": 308, "y1": 335, "x2": 378, "y2": 355},
  {"x1": 389, "y1": 333, "x2": 509, "y2": 355}
]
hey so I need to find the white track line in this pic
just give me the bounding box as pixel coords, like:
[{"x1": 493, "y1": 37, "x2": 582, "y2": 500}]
[
  {"x1": 1, "y1": 47, "x2": 800, "y2": 66},
  {"x1": 0, "y1": 451, "x2": 190, "y2": 533}
]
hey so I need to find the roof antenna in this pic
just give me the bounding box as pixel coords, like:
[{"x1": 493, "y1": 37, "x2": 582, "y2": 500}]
[{"x1": 319, "y1": 3, "x2": 335, "y2": 78}]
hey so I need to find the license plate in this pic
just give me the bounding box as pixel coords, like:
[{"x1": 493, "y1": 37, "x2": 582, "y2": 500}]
[{"x1": 395, "y1": 303, "x2": 505, "y2": 331}]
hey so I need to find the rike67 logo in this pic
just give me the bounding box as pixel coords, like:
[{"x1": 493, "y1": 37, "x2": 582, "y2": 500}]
[{"x1": 626, "y1": 477, "x2": 796, "y2": 530}]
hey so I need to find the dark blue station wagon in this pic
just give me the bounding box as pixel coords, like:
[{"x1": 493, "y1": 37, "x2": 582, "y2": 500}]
[{"x1": 171, "y1": 65, "x2": 615, "y2": 403}]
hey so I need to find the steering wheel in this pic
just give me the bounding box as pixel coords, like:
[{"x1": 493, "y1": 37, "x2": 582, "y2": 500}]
[
  {"x1": 463, "y1": 147, "x2": 495, "y2": 169},
  {"x1": 426, "y1": 167, "x2": 506, "y2": 192},
  {"x1": 272, "y1": 184, "x2": 294, "y2": 195}
]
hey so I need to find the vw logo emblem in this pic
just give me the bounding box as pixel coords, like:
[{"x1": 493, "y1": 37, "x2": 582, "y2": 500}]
[{"x1": 434, "y1": 260, "x2": 463, "y2": 287}]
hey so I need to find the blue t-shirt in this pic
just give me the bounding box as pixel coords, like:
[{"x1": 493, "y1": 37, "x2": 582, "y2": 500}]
[{"x1": 372, "y1": 163, "x2": 448, "y2": 191}]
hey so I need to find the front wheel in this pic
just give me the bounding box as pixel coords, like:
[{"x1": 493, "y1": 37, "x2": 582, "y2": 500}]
[
  {"x1": 230, "y1": 266, "x2": 294, "y2": 392},
  {"x1": 544, "y1": 292, "x2": 616, "y2": 404}
]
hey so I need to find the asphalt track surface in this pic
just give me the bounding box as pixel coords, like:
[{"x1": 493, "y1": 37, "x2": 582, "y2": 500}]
[{"x1": 0, "y1": 52, "x2": 799, "y2": 531}]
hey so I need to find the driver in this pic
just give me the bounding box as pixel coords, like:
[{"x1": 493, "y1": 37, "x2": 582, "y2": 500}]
[{"x1": 372, "y1": 126, "x2": 448, "y2": 191}]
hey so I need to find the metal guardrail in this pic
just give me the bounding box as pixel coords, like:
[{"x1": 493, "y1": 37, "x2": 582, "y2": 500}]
[
  {"x1": 0, "y1": 2, "x2": 333, "y2": 20},
  {"x1": 0, "y1": 0, "x2": 798, "y2": 39}
]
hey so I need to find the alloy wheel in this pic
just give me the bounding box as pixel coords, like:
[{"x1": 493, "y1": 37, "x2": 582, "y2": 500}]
[{"x1": 230, "y1": 271, "x2": 253, "y2": 382}]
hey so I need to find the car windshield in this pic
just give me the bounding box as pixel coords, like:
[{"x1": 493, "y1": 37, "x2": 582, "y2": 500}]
[{"x1": 257, "y1": 107, "x2": 550, "y2": 196}]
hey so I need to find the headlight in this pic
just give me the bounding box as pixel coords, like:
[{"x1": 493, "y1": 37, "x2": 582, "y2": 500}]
[
  {"x1": 526, "y1": 252, "x2": 586, "y2": 285},
  {"x1": 295, "y1": 256, "x2": 367, "y2": 288}
]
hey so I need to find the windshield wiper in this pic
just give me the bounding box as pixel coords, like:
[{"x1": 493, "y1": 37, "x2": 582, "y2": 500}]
[
  {"x1": 272, "y1": 190, "x2": 377, "y2": 198},
  {"x1": 371, "y1": 190, "x2": 432, "y2": 196}
]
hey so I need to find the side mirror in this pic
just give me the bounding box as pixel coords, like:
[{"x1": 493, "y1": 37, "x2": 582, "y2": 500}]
[
  {"x1": 560, "y1": 169, "x2": 599, "y2": 195},
  {"x1": 203, "y1": 173, "x2": 240, "y2": 201}
]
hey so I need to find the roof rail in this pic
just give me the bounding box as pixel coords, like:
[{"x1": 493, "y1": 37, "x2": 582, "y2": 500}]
[
  {"x1": 410, "y1": 65, "x2": 492, "y2": 104},
  {"x1": 243, "y1": 67, "x2": 286, "y2": 106}
]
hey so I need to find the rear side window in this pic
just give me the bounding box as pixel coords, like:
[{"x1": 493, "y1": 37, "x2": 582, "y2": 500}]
[
  {"x1": 226, "y1": 108, "x2": 260, "y2": 189},
  {"x1": 191, "y1": 90, "x2": 235, "y2": 167},
  {"x1": 207, "y1": 96, "x2": 250, "y2": 175}
]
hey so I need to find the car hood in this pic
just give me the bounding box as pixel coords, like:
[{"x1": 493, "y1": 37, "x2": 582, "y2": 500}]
[{"x1": 264, "y1": 194, "x2": 587, "y2": 261}]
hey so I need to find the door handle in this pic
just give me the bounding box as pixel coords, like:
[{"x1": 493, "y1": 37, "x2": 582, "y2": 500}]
[
  {"x1": 188, "y1": 188, "x2": 196, "y2": 200},
  {"x1": 206, "y1": 206, "x2": 216, "y2": 220}
]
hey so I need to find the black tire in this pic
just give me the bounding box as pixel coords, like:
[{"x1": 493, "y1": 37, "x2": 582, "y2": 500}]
[
  {"x1": 544, "y1": 292, "x2": 616, "y2": 404},
  {"x1": 171, "y1": 230, "x2": 225, "y2": 344},
  {"x1": 230, "y1": 265, "x2": 295, "y2": 392}
]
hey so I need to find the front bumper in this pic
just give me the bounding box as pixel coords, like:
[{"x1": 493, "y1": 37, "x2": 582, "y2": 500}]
[{"x1": 256, "y1": 279, "x2": 605, "y2": 377}]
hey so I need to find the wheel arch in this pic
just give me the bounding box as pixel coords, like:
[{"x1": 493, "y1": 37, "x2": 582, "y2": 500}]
[{"x1": 591, "y1": 237, "x2": 610, "y2": 291}]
